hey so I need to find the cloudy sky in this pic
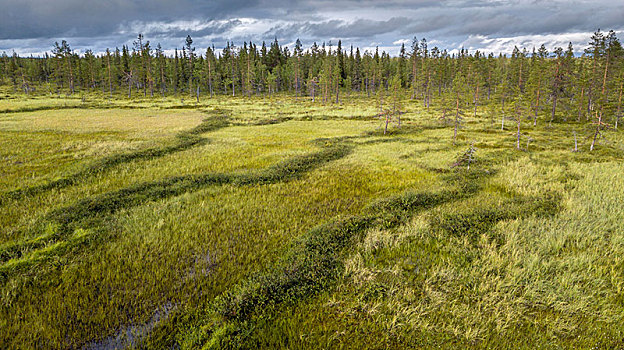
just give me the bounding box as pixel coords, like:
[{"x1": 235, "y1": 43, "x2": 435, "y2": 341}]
[{"x1": 1, "y1": 0, "x2": 623, "y2": 56}]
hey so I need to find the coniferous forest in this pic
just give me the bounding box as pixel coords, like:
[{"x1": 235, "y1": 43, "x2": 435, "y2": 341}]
[
  {"x1": 3, "y1": 30, "x2": 623, "y2": 135},
  {"x1": 2, "y1": 29, "x2": 624, "y2": 349}
]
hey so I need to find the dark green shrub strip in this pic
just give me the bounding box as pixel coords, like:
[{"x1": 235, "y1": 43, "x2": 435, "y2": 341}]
[
  {"x1": 430, "y1": 193, "x2": 561, "y2": 243},
  {"x1": 0, "y1": 142, "x2": 353, "y2": 279},
  {"x1": 216, "y1": 215, "x2": 374, "y2": 323},
  {"x1": 184, "y1": 168, "x2": 563, "y2": 348},
  {"x1": 241, "y1": 144, "x2": 352, "y2": 185},
  {"x1": 195, "y1": 188, "x2": 462, "y2": 348},
  {"x1": 0, "y1": 104, "x2": 100, "y2": 114}
]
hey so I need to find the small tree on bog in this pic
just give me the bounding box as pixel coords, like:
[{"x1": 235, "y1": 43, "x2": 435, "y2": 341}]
[{"x1": 452, "y1": 141, "x2": 477, "y2": 170}]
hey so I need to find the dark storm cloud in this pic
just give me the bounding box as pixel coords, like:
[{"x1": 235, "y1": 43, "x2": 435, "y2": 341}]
[
  {"x1": 0, "y1": 0, "x2": 259, "y2": 39},
  {"x1": 1, "y1": 0, "x2": 623, "y2": 55},
  {"x1": 270, "y1": 1, "x2": 624, "y2": 41}
]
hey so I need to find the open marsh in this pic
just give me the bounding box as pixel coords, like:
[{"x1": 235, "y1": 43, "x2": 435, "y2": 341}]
[{"x1": 1, "y1": 94, "x2": 623, "y2": 349}]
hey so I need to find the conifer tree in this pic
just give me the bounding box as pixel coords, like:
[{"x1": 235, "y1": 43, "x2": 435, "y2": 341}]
[
  {"x1": 105, "y1": 48, "x2": 113, "y2": 98},
  {"x1": 527, "y1": 45, "x2": 547, "y2": 125},
  {"x1": 390, "y1": 73, "x2": 403, "y2": 126},
  {"x1": 204, "y1": 46, "x2": 216, "y2": 97},
  {"x1": 185, "y1": 35, "x2": 196, "y2": 100},
  {"x1": 154, "y1": 44, "x2": 166, "y2": 97},
  {"x1": 52, "y1": 40, "x2": 75, "y2": 94},
  {"x1": 451, "y1": 69, "x2": 469, "y2": 144},
  {"x1": 410, "y1": 37, "x2": 421, "y2": 99},
  {"x1": 293, "y1": 39, "x2": 303, "y2": 97}
]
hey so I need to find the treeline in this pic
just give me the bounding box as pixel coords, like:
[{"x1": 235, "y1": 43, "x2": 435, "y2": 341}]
[{"x1": 1, "y1": 31, "x2": 623, "y2": 132}]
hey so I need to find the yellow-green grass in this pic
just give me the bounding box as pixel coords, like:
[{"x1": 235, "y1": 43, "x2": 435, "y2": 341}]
[
  {"x1": 0, "y1": 118, "x2": 374, "y2": 240},
  {"x1": 0, "y1": 108, "x2": 205, "y2": 136},
  {"x1": 0, "y1": 108, "x2": 206, "y2": 188},
  {"x1": 0, "y1": 97, "x2": 438, "y2": 348},
  {"x1": 0, "y1": 91, "x2": 623, "y2": 349},
  {"x1": 0, "y1": 93, "x2": 84, "y2": 112},
  {"x1": 220, "y1": 153, "x2": 624, "y2": 349}
]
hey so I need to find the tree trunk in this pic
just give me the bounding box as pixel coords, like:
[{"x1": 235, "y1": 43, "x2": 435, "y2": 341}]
[
  {"x1": 231, "y1": 56, "x2": 235, "y2": 97},
  {"x1": 533, "y1": 78, "x2": 541, "y2": 126},
  {"x1": 384, "y1": 112, "x2": 389, "y2": 135},
  {"x1": 208, "y1": 60, "x2": 213, "y2": 97},
  {"x1": 296, "y1": 57, "x2": 300, "y2": 97},
  {"x1": 516, "y1": 118, "x2": 521, "y2": 150},
  {"x1": 616, "y1": 80, "x2": 623, "y2": 129},
  {"x1": 577, "y1": 87, "x2": 584, "y2": 122},
  {"x1": 550, "y1": 94, "x2": 557, "y2": 124},
  {"x1": 160, "y1": 63, "x2": 166, "y2": 98},
  {"x1": 590, "y1": 111, "x2": 601, "y2": 151},
  {"x1": 127, "y1": 72, "x2": 132, "y2": 99},
  {"x1": 454, "y1": 98, "x2": 459, "y2": 144},
  {"x1": 67, "y1": 55, "x2": 74, "y2": 94},
  {"x1": 474, "y1": 85, "x2": 479, "y2": 117},
  {"x1": 487, "y1": 73, "x2": 491, "y2": 100},
  {"x1": 411, "y1": 60, "x2": 417, "y2": 100},
  {"x1": 107, "y1": 55, "x2": 112, "y2": 98},
  {"x1": 602, "y1": 55, "x2": 610, "y2": 96}
]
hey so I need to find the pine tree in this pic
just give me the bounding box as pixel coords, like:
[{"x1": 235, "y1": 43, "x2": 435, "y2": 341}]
[
  {"x1": 121, "y1": 45, "x2": 133, "y2": 98},
  {"x1": 154, "y1": 44, "x2": 166, "y2": 97},
  {"x1": 527, "y1": 45, "x2": 547, "y2": 125},
  {"x1": 204, "y1": 46, "x2": 215, "y2": 97},
  {"x1": 293, "y1": 39, "x2": 303, "y2": 97},
  {"x1": 105, "y1": 48, "x2": 113, "y2": 98},
  {"x1": 451, "y1": 70, "x2": 469, "y2": 145},
  {"x1": 390, "y1": 73, "x2": 403, "y2": 126},
  {"x1": 307, "y1": 67, "x2": 318, "y2": 102},
  {"x1": 52, "y1": 40, "x2": 75, "y2": 94},
  {"x1": 410, "y1": 37, "x2": 421, "y2": 99},
  {"x1": 332, "y1": 54, "x2": 342, "y2": 104},
  {"x1": 185, "y1": 35, "x2": 196, "y2": 100}
]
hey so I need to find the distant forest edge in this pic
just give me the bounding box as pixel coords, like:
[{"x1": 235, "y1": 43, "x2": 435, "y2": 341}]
[{"x1": 2, "y1": 30, "x2": 623, "y2": 130}]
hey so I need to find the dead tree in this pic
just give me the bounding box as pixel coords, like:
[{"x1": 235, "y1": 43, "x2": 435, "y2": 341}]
[
  {"x1": 123, "y1": 70, "x2": 134, "y2": 98},
  {"x1": 590, "y1": 110, "x2": 610, "y2": 151},
  {"x1": 377, "y1": 109, "x2": 392, "y2": 135}
]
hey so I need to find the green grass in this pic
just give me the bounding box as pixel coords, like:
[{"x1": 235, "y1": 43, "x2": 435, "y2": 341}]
[{"x1": 0, "y1": 91, "x2": 623, "y2": 349}]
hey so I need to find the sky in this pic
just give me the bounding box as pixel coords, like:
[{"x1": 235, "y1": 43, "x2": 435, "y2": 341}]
[{"x1": 1, "y1": 0, "x2": 623, "y2": 57}]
